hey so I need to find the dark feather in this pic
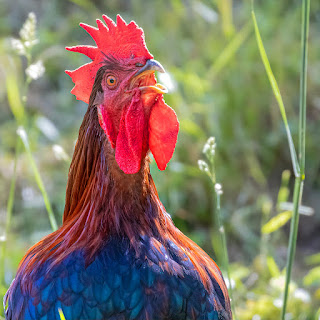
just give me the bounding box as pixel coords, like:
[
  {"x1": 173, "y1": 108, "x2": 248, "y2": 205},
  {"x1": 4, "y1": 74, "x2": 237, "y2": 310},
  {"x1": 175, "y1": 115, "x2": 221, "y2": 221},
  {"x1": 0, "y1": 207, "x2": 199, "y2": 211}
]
[{"x1": 6, "y1": 236, "x2": 229, "y2": 320}]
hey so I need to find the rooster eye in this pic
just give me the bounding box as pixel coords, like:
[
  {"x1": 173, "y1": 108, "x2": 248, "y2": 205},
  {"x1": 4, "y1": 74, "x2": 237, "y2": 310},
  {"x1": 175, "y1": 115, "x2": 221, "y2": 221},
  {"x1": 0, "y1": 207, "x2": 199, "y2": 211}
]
[{"x1": 106, "y1": 75, "x2": 117, "y2": 88}]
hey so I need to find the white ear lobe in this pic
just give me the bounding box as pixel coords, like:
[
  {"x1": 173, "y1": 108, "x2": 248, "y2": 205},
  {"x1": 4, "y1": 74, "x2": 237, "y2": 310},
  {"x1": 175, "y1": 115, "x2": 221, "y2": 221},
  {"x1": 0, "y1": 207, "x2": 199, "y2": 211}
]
[{"x1": 93, "y1": 91, "x2": 104, "y2": 106}]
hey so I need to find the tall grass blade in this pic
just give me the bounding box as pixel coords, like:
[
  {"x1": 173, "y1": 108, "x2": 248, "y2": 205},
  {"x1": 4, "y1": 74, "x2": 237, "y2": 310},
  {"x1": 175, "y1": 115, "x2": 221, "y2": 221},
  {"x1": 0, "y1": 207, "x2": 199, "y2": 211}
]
[
  {"x1": 281, "y1": 0, "x2": 310, "y2": 318},
  {"x1": 216, "y1": 0, "x2": 235, "y2": 38},
  {"x1": 298, "y1": 0, "x2": 310, "y2": 178},
  {"x1": 17, "y1": 127, "x2": 58, "y2": 231},
  {"x1": 214, "y1": 186, "x2": 236, "y2": 319},
  {"x1": 209, "y1": 21, "x2": 252, "y2": 78},
  {"x1": 200, "y1": 137, "x2": 236, "y2": 318},
  {"x1": 281, "y1": 178, "x2": 303, "y2": 319},
  {"x1": 0, "y1": 139, "x2": 21, "y2": 285},
  {"x1": 5, "y1": 73, "x2": 26, "y2": 126},
  {"x1": 251, "y1": 10, "x2": 300, "y2": 178}
]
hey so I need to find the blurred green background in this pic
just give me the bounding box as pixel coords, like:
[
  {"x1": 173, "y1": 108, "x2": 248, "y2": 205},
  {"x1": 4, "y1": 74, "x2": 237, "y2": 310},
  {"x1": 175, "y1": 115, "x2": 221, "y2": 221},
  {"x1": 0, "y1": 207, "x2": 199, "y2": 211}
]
[{"x1": 0, "y1": 0, "x2": 319, "y2": 319}]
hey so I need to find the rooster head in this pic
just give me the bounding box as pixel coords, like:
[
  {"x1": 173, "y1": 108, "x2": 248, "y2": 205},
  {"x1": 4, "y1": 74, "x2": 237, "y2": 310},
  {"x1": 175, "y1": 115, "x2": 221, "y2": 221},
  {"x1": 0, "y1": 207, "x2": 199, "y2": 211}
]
[{"x1": 66, "y1": 15, "x2": 179, "y2": 174}]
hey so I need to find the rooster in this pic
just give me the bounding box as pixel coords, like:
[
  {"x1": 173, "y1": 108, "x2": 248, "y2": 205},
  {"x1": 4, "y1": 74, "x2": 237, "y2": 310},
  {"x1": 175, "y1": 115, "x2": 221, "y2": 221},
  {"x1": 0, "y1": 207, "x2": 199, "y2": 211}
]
[{"x1": 4, "y1": 15, "x2": 232, "y2": 320}]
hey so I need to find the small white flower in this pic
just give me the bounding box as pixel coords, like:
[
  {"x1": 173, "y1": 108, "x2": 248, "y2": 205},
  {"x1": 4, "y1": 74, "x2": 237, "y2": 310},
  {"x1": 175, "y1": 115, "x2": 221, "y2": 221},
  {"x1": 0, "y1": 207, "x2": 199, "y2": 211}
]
[
  {"x1": 273, "y1": 298, "x2": 283, "y2": 309},
  {"x1": 36, "y1": 116, "x2": 59, "y2": 140},
  {"x1": 193, "y1": 1, "x2": 218, "y2": 23},
  {"x1": 26, "y1": 60, "x2": 45, "y2": 80},
  {"x1": 294, "y1": 288, "x2": 311, "y2": 303},
  {"x1": 10, "y1": 38, "x2": 26, "y2": 55},
  {"x1": 270, "y1": 275, "x2": 286, "y2": 290},
  {"x1": 207, "y1": 137, "x2": 216, "y2": 146},
  {"x1": 24, "y1": 39, "x2": 39, "y2": 48},
  {"x1": 198, "y1": 159, "x2": 209, "y2": 173},
  {"x1": 215, "y1": 183, "x2": 223, "y2": 195},
  {"x1": 52, "y1": 145, "x2": 70, "y2": 162},
  {"x1": 19, "y1": 12, "x2": 37, "y2": 43},
  {"x1": 202, "y1": 142, "x2": 211, "y2": 154},
  {"x1": 203, "y1": 137, "x2": 216, "y2": 160},
  {"x1": 17, "y1": 126, "x2": 28, "y2": 142}
]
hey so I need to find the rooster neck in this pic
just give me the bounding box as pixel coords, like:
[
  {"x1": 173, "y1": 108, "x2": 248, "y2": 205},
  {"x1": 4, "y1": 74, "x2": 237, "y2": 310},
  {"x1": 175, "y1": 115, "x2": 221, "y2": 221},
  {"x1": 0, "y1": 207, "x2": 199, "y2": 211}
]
[
  {"x1": 63, "y1": 106, "x2": 166, "y2": 245},
  {"x1": 16, "y1": 107, "x2": 229, "y2": 303}
]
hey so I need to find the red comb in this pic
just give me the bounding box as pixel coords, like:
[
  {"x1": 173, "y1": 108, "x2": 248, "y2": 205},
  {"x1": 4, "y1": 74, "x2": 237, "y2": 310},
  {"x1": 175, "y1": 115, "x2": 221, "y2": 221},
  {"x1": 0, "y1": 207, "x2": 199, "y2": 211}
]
[{"x1": 65, "y1": 15, "x2": 153, "y2": 104}]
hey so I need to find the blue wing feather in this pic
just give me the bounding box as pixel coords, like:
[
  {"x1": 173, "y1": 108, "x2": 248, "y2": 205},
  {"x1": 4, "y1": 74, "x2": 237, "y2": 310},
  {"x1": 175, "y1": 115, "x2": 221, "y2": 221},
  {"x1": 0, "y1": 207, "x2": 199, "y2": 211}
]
[{"x1": 5, "y1": 236, "x2": 230, "y2": 320}]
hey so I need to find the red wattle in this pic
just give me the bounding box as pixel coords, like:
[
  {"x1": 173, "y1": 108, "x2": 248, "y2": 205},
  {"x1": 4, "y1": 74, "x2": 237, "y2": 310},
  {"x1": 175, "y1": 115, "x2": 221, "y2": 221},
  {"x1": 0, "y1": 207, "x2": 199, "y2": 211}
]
[
  {"x1": 98, "y1": 106, "x2": 117, "y2": 148},
  {"x1": 115, "y1": 94, "x2": 146, "y2": 174},
  {"x1": 149, "y1": 98, "x2": 179, "y2": 171}
]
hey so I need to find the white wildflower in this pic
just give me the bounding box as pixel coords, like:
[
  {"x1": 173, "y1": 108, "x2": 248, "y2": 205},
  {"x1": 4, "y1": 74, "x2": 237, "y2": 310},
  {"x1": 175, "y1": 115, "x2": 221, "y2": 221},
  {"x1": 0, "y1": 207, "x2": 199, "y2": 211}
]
[
  {"x1": 203, "y1": 136, "x2": 216, "y2": 160},
  {"x1": 193, "y1": 1, "x2": 218, "y2": 23},
  {"x1": 10, "y1": 38, "x2": 26, "y2": 55},
  {"x1": 198, "y1": 159, "x2": 209, "y2": 173},
  {"x1": 293, "y1": 288, "x2": 311, "y2": 303},
  {"x1": 10, "y1": 12, "x2": 39, "y2": 56},
  {"x1": 207, "y1": 137, "x2": 216, "y2": 146},
  {"x1": 202, "y1": 142, "x2": 211, "y2": 155},
  {"x1": 24, "y1": 39, "x2": 39, "y2": 48},
  {"x1": 273, "y1": 298, "x2": 283, "y2": 309},
  {"x1": 36, "y1": 116, "x2": 59, "y2": 140},
  {"x1": 17, "y1": 126, "x2": 28, "y2": 143},
  {"x1": 26, "y1": 60, "x2": 45, "y2": 80},
  {"x1": 19, "y1": 12, "x2": 37, "y2": 43},
  {"x1": 52, "y1": 145, "x2": 70, "y2": 162},
  {"x1": 270, "y1": 275, "x2": 286, "y2": 290},
  {"x1": 215, "y1": 183, "x2": 223, "y2": 195}
]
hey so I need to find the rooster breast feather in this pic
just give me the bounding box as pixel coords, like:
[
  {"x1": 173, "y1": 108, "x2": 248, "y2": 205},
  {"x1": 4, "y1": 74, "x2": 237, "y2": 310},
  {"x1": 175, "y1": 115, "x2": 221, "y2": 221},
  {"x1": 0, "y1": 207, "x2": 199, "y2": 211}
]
[{"x1": 5, "y1": 236, "x2": 229, "y2": 320}]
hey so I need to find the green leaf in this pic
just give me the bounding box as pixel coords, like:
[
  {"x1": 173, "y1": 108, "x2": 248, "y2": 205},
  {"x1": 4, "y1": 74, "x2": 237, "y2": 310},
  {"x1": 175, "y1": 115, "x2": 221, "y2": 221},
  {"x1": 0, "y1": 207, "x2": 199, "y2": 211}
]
[
  {"x1": 277, "y1": 170, "x2": 291, "y2": 205},
  {"x1": 251, "y1": 10, "x2": 300, "y2": 178},
  {"x1": 261, "y1": 211, "x2": 292, "y2": 234},
  {"x1": 267, "y1": 256, "x2": 280, "y2": 277},
  {"x1": 305, "y1": 253, "x2": 320, "y2": 266},
  {"x1": 304, "y1": 266, "x2": 320, "y2": 286},
  {"x1": 6, "y1": 73, "x2": 26, "y2": 126}
]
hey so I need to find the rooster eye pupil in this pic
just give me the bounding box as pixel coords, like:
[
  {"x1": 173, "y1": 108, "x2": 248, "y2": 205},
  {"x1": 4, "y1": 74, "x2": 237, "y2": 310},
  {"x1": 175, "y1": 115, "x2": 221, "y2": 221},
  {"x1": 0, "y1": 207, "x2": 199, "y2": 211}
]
[{"x1": 106, "y1": 75, "x2": 117, "y2": 87}]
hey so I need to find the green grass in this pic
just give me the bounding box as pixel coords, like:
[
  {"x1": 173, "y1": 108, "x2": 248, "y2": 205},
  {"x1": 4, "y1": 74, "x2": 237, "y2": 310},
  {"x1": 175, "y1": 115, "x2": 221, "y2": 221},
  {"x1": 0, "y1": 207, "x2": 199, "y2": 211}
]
[{"x1": 251, "y1": 0, "x2": 311, "y2": 318}]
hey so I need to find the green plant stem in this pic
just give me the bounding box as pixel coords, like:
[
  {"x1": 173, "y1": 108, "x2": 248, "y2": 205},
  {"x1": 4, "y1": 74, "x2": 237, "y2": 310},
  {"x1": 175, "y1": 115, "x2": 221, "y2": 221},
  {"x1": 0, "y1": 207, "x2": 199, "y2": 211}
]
[
  {"x1": 214, "y1": 190, "x2": 236, "y2": 319},
  {"x1": 281, "y1": 178, "x2": 303, "y2": 319},
  {"x1": 298, "y1": 0, "x2": 310, "y2": 178},
  {"x1": 0, "y1": 138, "x2": 21, "y2": 285},
  {"x1": 216, "y1": 0, "x2": 235, "y2": 38},
  {"x1": 17, "y1": 128, "x2": 58, "y2": 231},
  {"x1": 281, "y1": 0, "x2": 310, "y2": 318}
]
